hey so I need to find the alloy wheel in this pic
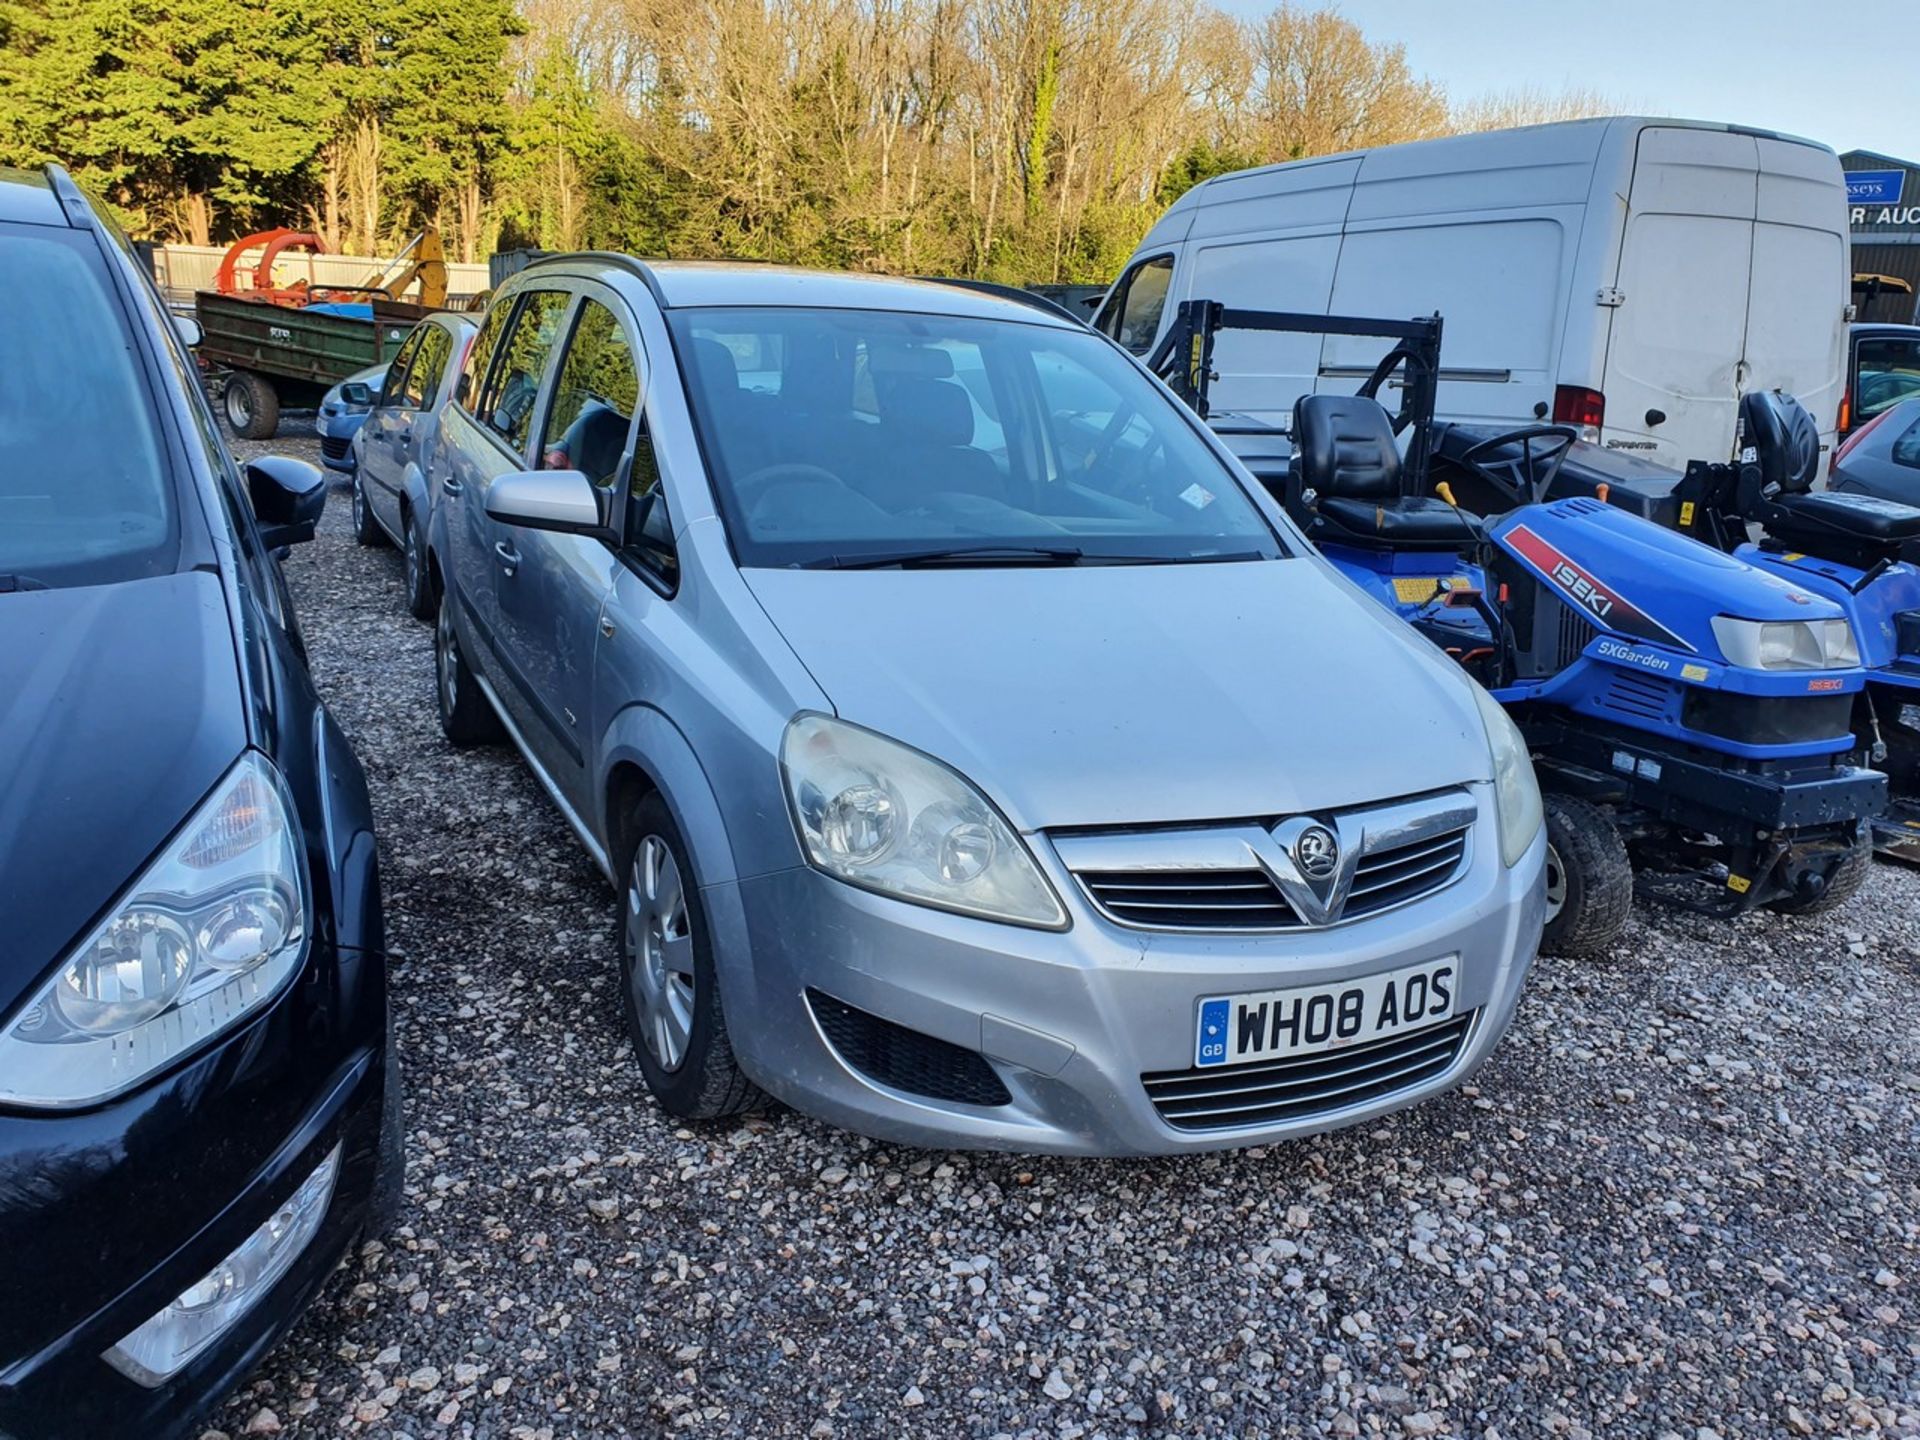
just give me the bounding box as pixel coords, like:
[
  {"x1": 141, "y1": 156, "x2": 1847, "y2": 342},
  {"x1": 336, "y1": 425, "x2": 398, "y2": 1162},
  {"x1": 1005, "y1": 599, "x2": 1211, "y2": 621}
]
[
  {"x1": 435, "y1": 604, "x2": 458, "y2": 716},
  {"x1": 404, "y1": 526, "x2": 422, "y2": 602},
  {"x1": 626, "y1": 836, "x2": 696, "y2": 1072},
  {"x1": 1544, "y1": 841, "x2": 1567, "y2": 922}
]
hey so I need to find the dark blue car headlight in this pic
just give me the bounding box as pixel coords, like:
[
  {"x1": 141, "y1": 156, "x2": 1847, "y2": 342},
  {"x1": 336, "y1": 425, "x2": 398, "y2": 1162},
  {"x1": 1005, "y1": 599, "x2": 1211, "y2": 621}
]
[{"x1": 0, "y1": 751, "x2": 311, "y2": 1108}]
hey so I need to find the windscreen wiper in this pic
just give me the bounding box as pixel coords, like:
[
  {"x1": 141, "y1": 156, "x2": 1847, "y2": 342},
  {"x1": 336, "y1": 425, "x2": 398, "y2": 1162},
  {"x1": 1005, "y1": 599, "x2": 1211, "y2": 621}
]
[
  {"x1": 818, "y1": 544, "x2": 1088, "y2": 570},
  {"x1": 0, "y1": 574, "x2": 48, "y2": 593}
]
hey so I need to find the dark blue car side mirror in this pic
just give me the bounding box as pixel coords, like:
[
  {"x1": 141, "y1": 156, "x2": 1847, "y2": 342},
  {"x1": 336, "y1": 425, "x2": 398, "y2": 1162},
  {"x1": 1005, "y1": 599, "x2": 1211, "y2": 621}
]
[
  {"x1": 245, "y1": 456, "x2": 326, "y2": 549},
  {"x1": 340, "y1": 382, "x2": 375, "y2": 408}
]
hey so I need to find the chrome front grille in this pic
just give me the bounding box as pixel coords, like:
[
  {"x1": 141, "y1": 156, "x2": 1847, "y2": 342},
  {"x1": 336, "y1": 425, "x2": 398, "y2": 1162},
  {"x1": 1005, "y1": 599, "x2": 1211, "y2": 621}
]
[
  {"x1": 1053, "y1": 791, "x2": 1474, "y2": 933},
  {"x1": 1344, "y1": 827, "x2": 1470, "y2": 919},
  {"x1": 1143, "y1": 1011, "x2": 1476, "y2": 1131},
  {"x1": 1076, "y1": 869, "x2": 1297, "y2": 928}
]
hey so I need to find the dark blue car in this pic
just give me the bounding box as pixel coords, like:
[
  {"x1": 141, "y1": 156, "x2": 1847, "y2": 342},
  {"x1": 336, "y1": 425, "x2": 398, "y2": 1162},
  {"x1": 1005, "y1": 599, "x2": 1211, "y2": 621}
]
[{"x1": 0, "y1": 167, "x2": 397, "y2": 1438}]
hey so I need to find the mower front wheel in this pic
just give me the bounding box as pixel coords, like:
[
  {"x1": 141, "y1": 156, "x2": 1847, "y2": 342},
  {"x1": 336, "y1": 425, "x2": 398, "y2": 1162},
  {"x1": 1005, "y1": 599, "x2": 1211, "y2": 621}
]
[{"x1": 1540, "y1": 794, "x2": 1632, "y2": 958}]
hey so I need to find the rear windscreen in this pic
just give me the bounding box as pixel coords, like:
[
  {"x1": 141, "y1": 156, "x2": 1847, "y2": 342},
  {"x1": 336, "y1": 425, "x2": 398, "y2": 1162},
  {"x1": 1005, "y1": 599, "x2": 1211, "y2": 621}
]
[{"x1": 0, "y1": 224, "x2": 178, "y2": 589}]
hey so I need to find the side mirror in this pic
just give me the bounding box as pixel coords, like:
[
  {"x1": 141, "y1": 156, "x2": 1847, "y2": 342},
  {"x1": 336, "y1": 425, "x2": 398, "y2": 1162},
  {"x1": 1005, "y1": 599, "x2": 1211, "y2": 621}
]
[
  {"x1": 173, "y1": 315, "x2": 204, "y2": 348},
  {"x1": 245, "y1": 456, "x2": 326, "y2": 548},
  {"x1": 485, "y1": 469, "x2": 608, "y2": 538},
  {"x1": 340, "y1": 382, "x2": 375, "y2": 408}
]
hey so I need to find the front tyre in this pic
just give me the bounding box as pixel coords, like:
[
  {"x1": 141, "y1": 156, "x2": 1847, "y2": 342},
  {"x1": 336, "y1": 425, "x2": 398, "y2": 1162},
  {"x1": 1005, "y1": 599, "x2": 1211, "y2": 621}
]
[
  {"x1": 403, "y1": 509, "x2": 435, "y2": 621},
  {"x1": 619, "y1": 795, "x2": 761, "y2": 1120},
  {"x1": 434, "y1": 600, "x2": 502, "y2": 746},
  {"x1": 351, "y1": 471, "x2": 384, "y2": 546},
  {"x1": 366, "y1": 1022, "x2": 405, "y2": 1235},
  {"x1": 1539, "y1": 794, "x2": 1632, "y2": 958}
]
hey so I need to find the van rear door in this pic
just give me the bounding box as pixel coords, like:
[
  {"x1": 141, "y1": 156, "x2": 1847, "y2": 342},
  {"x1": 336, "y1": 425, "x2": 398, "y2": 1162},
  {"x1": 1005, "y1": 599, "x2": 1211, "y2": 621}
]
[
  {"x1": 1603, "y1": 128, "x2": 1847, "y2": 467},
  {"x1": 1744, "y1": 137, "x2": 1848, "y2": 459},
  {"x1": 1602, "y1": 127, "x2": 1760, "y2": 467}
]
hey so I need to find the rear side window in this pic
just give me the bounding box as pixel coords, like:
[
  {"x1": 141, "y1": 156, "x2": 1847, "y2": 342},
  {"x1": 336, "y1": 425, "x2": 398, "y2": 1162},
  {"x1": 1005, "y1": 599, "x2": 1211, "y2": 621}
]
[
  {"x1": 381, "y1": 327, "x2": 425, "y2": 407},
  {"x1": 478, "y1": 290, "x2": 570, "y2": 454},
  {"x1": 406, "y1": 324, "x2": 453, "y2": 408},
  {"x1": 1892, "y1": 413, "x2": 1920, "y2": 471},
  {"x1": 0, "y1": 224, "x2": 177, "y2": 588},
  {"x1": 457, "y1": 306, "x2": 507, "y2": 411},
  {"x1": 1098, "y1": 254, "x2": 1174, "y2": 354},
  {"x1": 540, "y1": 299, "x2": 638, "y2": 489}
]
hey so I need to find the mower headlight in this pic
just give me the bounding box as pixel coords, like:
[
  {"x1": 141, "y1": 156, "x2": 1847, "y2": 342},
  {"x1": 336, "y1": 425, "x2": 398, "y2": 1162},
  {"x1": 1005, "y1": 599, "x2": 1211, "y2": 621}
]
[
  {"x1": 0, "y1": 752, "x2": 310, "y2": 1109},
  {"x1": 1710, "y1": 615, "x2": 1858, "y2": 671},
  {"x1": 1470, "y1": 682, "x2": 1543, "y2": 868},
  {"x1": 781, "y1": 714, "x2": 1066, "y2": 928}
]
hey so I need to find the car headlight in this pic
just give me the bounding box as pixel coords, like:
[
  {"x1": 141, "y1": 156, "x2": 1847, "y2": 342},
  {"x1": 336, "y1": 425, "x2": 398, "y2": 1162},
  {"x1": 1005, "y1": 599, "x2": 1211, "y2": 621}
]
[
  {"x1": 0, "y1": 752, "x2": 310, "y2": 1108},
  {"x1": 781, "y1": 714, "x2": 1066, "y2": 928},
  {"x1": 1710, "y1": 615, "x2": 1858, "y2": 671},
  {"x1": 1470, "y1": 682, "x2": 1543, "y2": 868}
]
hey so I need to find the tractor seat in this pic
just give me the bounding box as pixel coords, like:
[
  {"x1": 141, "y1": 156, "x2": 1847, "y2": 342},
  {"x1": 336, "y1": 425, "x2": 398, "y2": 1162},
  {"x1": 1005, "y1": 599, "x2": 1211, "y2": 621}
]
[
  {"x1": 1769, "y1": 490, "x2": 1920, "y2": 544},
  {"x1": 1294, "y1": 393, "x2": 1481, "y2": 549}
]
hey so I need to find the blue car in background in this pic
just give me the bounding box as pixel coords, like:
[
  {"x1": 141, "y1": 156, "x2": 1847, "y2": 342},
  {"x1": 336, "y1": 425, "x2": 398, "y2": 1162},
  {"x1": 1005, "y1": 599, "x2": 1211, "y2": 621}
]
[{"x1": 314, "y1": 363, "x2": 388, "y2": 474}]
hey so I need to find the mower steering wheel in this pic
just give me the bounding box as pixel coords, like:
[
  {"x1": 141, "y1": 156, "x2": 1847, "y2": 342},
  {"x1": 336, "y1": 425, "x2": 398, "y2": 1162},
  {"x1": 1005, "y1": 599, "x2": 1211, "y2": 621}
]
[
  {"x1": 1457, "y1": 424, "x2": 1578, "y2": 506},
  {"x1": 1356, "y1": 345, "x2": 1428, "y2": 435}
]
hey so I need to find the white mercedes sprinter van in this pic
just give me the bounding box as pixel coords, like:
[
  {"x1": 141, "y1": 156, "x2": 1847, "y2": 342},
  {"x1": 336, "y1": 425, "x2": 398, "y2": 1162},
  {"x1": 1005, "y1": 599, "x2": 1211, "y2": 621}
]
[{"x1": 1095, "y1": 117, "x2": 1851, "y2": 470}]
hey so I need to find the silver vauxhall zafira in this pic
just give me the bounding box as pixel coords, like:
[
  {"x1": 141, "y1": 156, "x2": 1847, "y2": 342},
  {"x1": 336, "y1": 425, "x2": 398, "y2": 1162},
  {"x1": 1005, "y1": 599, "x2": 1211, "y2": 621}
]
[{"x1": 423, "y1": 258, "x2": 1547, "y2": 1155}]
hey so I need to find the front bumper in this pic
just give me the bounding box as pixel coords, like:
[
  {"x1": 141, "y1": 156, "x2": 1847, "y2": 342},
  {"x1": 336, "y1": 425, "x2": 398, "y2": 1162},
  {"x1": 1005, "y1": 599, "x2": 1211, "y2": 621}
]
[
  {"x1": 314, "y1": 413, "x2": 363, "y2": 472},
  {"x1": 722, "y1": 789, "x2": 1544, "y2": 1156},
  {"x1": 0, "y1": 942, "x2": 390, "y2": 1440}
]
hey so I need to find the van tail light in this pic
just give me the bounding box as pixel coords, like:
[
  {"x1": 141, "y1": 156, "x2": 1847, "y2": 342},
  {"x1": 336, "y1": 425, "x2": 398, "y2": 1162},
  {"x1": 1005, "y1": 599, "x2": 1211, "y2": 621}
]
[
  {"x1": 1832, "y1": 405, "x2": 1895, "y2": 475},
  {"x1": 1837, "y1": 387, "x2": 1852, "y2": 436},
  {"x1": 1552, "y1": 385, "x2": 1605, "y2": 443}
]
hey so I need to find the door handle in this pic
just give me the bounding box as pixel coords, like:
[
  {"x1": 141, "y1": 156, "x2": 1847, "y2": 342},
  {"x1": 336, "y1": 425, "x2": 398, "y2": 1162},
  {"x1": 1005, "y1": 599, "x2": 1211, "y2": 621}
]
[
  {"x1": 441, "y1": 476, "x2": 463, "y2": 497},
  {"x1": 495, "y1": 541, "x2": 520, "y2": 575}
]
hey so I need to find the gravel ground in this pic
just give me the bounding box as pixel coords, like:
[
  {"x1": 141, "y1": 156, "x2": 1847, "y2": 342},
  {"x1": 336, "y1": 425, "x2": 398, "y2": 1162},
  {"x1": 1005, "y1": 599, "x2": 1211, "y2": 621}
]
[{"x1": 209, "y1": 433, "x2": 1920, "y2": 1440}]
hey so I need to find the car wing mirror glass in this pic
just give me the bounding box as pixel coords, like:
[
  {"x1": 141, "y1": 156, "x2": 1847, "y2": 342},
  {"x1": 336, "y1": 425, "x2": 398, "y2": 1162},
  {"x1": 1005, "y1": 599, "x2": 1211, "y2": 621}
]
[
  {"x1": 245, "y1": 456, "x2": 326, "y2": 547},
  {"x1": 173, "y1": 315, "x2": 203, "y2": 348},
  {"x1": 484, "y1": 469, "x2": 608, "y2": 538},
  {"x1": 340, "y1": 382, "x2": 374, "y2": 407}
]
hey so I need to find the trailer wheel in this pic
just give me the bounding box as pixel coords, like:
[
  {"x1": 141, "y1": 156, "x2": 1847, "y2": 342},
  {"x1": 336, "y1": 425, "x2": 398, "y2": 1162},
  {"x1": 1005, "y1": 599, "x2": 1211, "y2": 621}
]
[
  {"x1": 1540, "y1": 795, "x2": 1632, "y2": 958},
  {"x1": 222, "y1": 371, "x2": 279, "y2": 440},
  {"x1": 1766, "y1": 836, "x2": 1872, "y2": 916}
]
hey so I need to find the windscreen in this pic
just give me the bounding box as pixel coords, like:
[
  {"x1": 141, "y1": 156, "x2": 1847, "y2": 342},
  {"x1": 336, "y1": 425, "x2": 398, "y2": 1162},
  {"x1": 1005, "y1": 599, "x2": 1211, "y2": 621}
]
[
  {"x1": 0, "y1": 224, "x2": 177, "y2": 589},
  {"x1": 666, "y1": 306, "x2": 1282, "y2": 568}
]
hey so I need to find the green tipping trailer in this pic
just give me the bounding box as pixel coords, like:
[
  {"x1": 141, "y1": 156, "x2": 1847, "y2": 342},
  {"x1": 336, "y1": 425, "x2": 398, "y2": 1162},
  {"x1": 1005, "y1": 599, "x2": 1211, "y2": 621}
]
[{"x1": 193, "y1": 291, "x2": 422, "y2": 439}]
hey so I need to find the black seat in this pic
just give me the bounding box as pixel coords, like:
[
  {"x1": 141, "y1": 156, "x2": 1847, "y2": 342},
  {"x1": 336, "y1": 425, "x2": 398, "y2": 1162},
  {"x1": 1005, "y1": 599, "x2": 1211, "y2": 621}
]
[
  {"x1": 1772, "y1": 490, "x2": 1920, "y2": 543},
  {"x1": 1742, "y1": 388, "x2": 1920, "y2": 559},
  {"x1": 1293, "y1": 393, "x2": 1480, "y2": 549}
]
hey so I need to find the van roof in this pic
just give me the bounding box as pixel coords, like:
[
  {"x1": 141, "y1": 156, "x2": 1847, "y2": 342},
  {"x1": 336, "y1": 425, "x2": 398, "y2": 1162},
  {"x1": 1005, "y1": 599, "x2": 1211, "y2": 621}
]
[{"x1": 1167, "y1": 116, "x2": 1834, "y2": 213}]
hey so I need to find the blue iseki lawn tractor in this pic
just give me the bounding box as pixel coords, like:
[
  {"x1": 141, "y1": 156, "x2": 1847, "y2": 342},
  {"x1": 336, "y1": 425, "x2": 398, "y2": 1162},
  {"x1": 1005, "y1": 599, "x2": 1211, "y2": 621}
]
[
  {"x1": 1147, "y1": 301, "x2": 1887, "y2": 956},
  {"x1": 1673, "y1": 389, "x2": 1920, "y2": 863}
]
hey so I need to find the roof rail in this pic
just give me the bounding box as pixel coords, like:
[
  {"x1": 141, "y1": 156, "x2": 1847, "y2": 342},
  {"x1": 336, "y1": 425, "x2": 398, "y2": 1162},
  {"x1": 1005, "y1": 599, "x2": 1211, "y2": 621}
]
[
  {"x1": 42, "y1": 164, "x2": 96, "y2": 230},
  {"x1": 914, "y1": 277, "x2": 1085, "y2": 325},
  {"x1": 520, "y1": 250, "x2": 667, "y2": 307}
]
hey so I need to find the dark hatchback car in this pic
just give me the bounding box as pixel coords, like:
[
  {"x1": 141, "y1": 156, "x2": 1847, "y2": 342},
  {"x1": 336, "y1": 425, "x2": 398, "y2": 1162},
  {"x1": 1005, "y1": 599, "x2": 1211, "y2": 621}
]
[
  {"x1": 0, "y1": 167, "x2": 396, "y2": 1437},
  {"x1": 1830, "y1": 396, "x2": 1920, "y2": 506}
]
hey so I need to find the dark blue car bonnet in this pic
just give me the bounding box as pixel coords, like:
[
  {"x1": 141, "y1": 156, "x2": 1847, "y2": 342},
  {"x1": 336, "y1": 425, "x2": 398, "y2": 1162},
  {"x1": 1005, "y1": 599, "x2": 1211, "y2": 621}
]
[{"x1": 0, "y1": 570, "x2": 245, "y2": 1005}]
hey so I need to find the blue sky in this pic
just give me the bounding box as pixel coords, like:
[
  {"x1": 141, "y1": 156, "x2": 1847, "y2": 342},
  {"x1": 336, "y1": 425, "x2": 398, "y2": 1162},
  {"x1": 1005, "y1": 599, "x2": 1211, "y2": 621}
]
[{"x1": 1215, "y1": 0, "x2": 1920, "y2": 163}]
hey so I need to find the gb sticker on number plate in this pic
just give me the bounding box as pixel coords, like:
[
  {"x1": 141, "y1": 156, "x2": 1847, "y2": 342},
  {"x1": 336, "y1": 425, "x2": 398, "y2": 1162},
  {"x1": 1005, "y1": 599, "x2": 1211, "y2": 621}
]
[{"x1": 1195, "y1": 958, "x2": 1457, "y2": 1068}]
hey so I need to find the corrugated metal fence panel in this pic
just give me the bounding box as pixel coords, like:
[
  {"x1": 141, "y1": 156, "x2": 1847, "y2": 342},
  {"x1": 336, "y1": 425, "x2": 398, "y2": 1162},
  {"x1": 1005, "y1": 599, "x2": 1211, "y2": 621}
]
[{"x1": 151, "y1": 245, "x2": 491, "y2": 304}]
